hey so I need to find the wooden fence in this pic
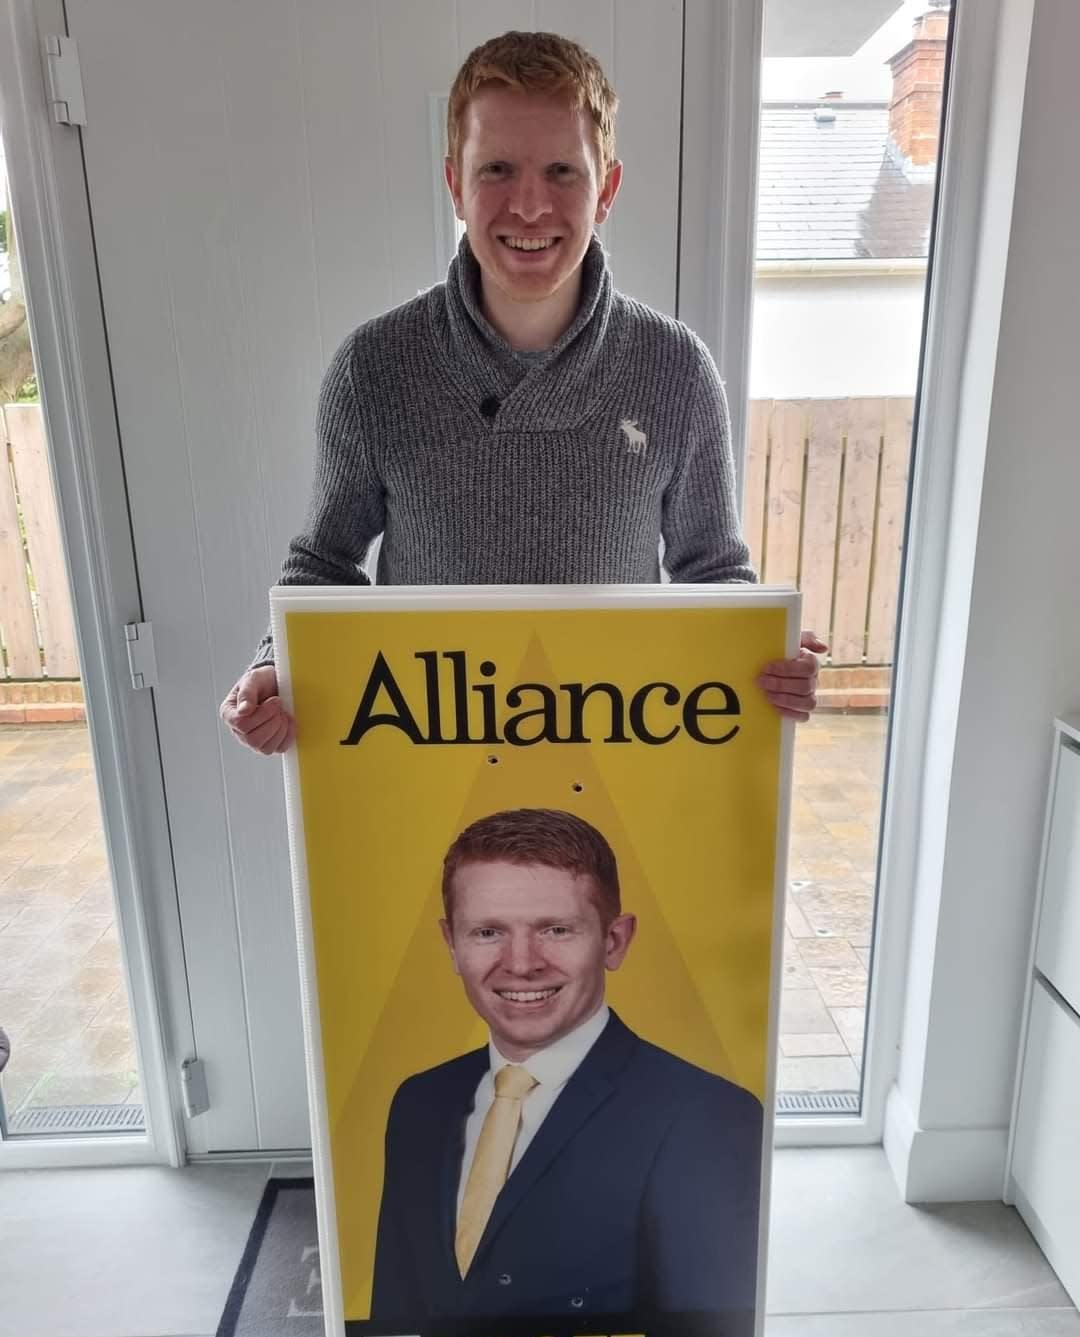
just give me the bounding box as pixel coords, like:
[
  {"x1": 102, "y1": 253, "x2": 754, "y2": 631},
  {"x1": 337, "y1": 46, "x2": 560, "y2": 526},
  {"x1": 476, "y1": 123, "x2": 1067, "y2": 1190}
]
[
  {"x1": 0, "y1": 403, "x2": 79, "y2": 679},
  {"x1": 744, "y1": 397, "x2": 912, "y2": 667}
]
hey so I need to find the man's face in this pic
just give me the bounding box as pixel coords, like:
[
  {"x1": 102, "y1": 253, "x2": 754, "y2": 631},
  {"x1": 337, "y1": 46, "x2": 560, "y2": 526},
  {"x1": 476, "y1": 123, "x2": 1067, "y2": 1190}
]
[
  {"x1": 441, "y1": 860, "x2": 636, "y2": 1062},
  {"x1": 444, "y1": 87, "x2": 622, "y2": 309}
]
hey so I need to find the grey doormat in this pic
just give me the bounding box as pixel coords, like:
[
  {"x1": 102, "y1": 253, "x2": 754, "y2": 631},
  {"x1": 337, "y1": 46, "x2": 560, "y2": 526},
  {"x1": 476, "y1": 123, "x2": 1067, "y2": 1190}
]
[{"x1": 217, "y1": 1177, "x2": 323, "y2": 1336}]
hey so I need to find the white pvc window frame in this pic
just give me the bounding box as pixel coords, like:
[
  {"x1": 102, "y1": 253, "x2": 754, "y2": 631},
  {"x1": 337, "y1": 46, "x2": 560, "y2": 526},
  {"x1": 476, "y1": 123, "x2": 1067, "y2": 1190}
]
[
  {"x1": 0, "y1": 0, "x2": 189, "y2": 1169},
  {"x1": 678, "y1": 0, "x2": 1035, "y2": 1148}
]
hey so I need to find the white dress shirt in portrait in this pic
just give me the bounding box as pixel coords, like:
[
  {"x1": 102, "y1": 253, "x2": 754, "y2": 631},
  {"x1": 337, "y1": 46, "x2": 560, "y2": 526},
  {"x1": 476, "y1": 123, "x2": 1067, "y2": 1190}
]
[{"x1": 456, "y1": 1004, "x2": 611, "y2": 1219}]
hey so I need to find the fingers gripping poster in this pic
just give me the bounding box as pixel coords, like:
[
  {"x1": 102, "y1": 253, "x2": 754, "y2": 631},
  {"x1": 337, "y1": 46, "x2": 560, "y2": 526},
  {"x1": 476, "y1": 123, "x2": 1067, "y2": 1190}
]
[{"x1": 272, "y1": 585, "x2": 798, "y2": 1337}]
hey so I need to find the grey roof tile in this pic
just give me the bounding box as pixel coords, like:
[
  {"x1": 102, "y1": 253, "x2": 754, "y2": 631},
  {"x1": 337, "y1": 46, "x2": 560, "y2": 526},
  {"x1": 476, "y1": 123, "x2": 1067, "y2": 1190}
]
[{"x1": 756, "y1": 104, "x2": 935, "y2": 261}]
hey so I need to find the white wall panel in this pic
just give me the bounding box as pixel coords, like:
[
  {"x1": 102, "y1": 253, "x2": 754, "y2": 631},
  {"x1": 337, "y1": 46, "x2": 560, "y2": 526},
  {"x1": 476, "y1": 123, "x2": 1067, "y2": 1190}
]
[
  {"x1": 297, "y1": 4, "x2": 396, "y2": 357},
  {"x1": 535, "y1": 0, "x2": 614, "y2": 69},
  {"x1": 609, "y1": 0, "x2": 682, "y2": 315},
  {"x1": 375, "y1": 0, "x2": 459, "y2": 307},
  {"x1": 68, "y1": 0, "x2": 684, "y2": 1151},
  {"x1": 67, "y1": 0, "x2": 267, "y2": 1151},
  {"x1": 456, "y1": 1, "x2": 535, "y2": 57},
  {"x1": 212, "y1": 2, "x2": 330, "y2": 1150}
]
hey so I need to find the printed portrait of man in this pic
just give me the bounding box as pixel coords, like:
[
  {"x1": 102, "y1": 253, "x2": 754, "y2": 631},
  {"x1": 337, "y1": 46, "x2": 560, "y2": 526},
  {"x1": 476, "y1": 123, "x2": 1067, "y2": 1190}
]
[{"x1": 370, "y1": 807, "x2": 764, "y2": 1334}]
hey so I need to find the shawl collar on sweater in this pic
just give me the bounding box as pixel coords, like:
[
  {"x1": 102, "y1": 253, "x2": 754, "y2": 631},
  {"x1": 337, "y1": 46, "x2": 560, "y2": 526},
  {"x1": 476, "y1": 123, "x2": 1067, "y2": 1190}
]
[{"x1": 427, "y1": 233, "x2": 629, "y2": 432}]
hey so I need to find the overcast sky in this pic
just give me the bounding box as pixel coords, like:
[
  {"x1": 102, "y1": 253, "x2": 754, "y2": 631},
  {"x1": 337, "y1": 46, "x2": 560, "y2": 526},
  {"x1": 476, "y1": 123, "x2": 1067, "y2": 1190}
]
[{"x1": 763, "y1": 0, "x2": 935, "y2": 101}]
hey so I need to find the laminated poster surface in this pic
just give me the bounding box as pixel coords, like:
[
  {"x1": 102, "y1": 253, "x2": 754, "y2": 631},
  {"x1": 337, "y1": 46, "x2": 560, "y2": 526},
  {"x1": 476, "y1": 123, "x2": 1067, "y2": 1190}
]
[{"x1": 274, "y1": 587, "x2": 797, "y2": 1337}]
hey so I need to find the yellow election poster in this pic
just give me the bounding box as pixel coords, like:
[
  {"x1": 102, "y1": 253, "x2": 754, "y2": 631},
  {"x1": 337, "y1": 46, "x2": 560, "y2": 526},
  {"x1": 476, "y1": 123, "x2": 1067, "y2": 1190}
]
[{"x1": 272, "y1": 584, "x2": 798, "y2": 1337}]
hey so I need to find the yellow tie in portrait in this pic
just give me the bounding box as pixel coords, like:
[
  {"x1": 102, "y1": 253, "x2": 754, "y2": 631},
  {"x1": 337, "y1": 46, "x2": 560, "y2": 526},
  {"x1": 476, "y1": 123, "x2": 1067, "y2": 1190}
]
[{"x1": 455, "y1": 1063, "x2": 538, "y2": 1276}]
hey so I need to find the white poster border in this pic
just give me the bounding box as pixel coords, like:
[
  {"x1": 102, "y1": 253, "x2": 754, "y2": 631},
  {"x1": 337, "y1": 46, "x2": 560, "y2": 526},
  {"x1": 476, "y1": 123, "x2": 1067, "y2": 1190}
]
[{"x1": 271, "y1": 582, "x2": 800, "y2": 1337}]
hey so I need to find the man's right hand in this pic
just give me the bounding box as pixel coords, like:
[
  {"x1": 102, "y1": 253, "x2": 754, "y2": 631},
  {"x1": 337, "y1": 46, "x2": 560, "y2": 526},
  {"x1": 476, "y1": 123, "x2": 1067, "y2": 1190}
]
[{"x1": 220, "y1": 665, "x2": 296, "y2": 755}]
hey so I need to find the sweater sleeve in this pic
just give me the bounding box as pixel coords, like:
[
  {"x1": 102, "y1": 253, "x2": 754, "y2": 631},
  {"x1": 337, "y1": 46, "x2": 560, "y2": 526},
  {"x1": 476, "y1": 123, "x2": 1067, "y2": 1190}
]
[
  {"x1": 248, "y1": 333, "x2": 386, "y2": 670},
  {"x1": 661, "y1": 339, "x2": 757, "y2": 585}
]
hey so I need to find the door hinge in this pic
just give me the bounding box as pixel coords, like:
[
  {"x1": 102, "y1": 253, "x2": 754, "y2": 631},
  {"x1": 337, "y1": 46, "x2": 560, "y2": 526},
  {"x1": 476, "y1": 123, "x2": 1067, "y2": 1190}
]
[
  {"x1": 43, "y1": 35, "x2": 87, "y2": 126},
  {"x1": 180, "y1": 1057, "x2": 210, "y2": 1118},
  {"x1": 123, "y1": 621, "x2": 158, "y2": 690}
]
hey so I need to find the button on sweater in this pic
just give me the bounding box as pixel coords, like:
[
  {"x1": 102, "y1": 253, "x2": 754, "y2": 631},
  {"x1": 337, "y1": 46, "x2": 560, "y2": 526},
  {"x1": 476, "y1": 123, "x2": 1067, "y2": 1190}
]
[{"x1": 251, "y1": 235, "x2": 754, "y2": 668}]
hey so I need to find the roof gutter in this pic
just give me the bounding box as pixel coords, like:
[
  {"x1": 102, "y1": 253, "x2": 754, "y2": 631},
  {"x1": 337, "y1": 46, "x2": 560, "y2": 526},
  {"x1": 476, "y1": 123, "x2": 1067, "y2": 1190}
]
[{"x1": 754, "y1": 257, "x2": 929, "y2": 278}]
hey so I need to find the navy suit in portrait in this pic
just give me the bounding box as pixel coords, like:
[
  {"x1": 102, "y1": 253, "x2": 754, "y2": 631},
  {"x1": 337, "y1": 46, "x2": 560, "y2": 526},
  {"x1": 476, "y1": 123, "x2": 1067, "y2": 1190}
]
[{"x1": 369, "y1": 1010, "x2": 763, "y2": 1334}]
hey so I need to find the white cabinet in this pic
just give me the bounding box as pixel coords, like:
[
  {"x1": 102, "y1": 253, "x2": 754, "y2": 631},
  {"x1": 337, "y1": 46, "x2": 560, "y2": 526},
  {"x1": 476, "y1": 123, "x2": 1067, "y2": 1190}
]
[
  {"x1": 1035, "y1": 739, "x2": 1080, "y2": 1014},
  {"x1": 1010, "y1": 981, "x2": 1080, "y2": 1302},
  {"x1": 1007, "y1": 716, "x2": 1080, "y2": 1307}
]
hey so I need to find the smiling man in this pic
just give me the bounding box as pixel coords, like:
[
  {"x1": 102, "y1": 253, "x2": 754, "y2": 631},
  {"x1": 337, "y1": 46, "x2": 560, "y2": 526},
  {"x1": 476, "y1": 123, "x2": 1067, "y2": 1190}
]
[
  {"x1": 370, "y1": 808, "x2": 763, "y2": 1334},
  {"x1": 220, "y1": 29, "x2": 823, "y2": 755},
  {"x1": 443, "y1": 72, "x2": 621, "y2": 355}
]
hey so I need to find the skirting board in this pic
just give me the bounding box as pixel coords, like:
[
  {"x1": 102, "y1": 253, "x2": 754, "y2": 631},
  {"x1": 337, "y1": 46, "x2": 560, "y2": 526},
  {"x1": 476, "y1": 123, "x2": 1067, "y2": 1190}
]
[{"x1": 884, "y1": 1083, "x2": 1009, "y2": 1202}]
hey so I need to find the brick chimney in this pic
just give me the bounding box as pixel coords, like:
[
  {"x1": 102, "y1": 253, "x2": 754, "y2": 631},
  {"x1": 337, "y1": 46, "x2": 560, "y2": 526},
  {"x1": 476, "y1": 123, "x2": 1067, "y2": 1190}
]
[{"x1": 887, "y1": 3, "x2": 949, "y2": 174}]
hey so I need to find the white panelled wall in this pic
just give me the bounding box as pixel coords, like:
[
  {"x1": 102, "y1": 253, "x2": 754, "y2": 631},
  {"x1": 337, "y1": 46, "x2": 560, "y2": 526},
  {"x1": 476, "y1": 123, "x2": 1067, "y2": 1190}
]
[{"x1": 67, "y1": 0, "x2": 683, "y2": 1153}]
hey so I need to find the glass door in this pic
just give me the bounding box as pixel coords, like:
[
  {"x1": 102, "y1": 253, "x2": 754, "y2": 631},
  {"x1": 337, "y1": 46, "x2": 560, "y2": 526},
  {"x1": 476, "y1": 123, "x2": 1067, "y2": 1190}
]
[
  {"x1": 747, "y1": 0, "x2": 954, "y2": 1114},
  {"x1": 0, "y1": 0, "x2": 186, "y2": 1166},
  {"x1": 0, "y1": 132, "x2": 145, "y2": 1140}
]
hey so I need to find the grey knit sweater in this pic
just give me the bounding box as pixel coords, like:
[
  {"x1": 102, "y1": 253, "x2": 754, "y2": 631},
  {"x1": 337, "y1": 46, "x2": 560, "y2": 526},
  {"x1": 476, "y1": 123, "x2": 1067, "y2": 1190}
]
[{"x1": 251, "y1": 235, "x2": 754, "y2": 669}]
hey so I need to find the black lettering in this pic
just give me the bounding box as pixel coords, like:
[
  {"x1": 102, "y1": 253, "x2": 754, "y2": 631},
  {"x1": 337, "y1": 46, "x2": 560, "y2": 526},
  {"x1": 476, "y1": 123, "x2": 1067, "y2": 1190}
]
[
  {"x1": 504, "y1": 683, "x2": 562, "y2": 746},
  {"x1": 472, "y1": 682, "x2": 501, "y2": 743},
  {"x1": 473, "y1": 659, "x2": 500, "y2": 743},
  {"x1": 628, "y1": 681, "x2": 681, "y2": 744},
  {"x1": 414, "y1": 651, "x2": 444, "y2": 743},
  {"x1": 342, "y1": 651, "x2": 742, "y2": 749},
  {"x1": 340, "y1": 651, "x2": 424, "y2": 745},
  {"x1": 442, "y1": 651, "x2": 477, "y2": 743},
  {"x1": 564, "y1": 681, "x2": 631, "y2": 743},
  {"x1": 683, "y1": 681, "x2": 741, "y2": 744}
]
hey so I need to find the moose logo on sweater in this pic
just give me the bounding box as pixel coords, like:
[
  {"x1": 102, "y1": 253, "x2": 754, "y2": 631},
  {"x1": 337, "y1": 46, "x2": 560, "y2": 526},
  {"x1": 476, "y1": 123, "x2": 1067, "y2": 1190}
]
[{"x1": 619, "y1": 418, "x2": 648, "y2": 456}]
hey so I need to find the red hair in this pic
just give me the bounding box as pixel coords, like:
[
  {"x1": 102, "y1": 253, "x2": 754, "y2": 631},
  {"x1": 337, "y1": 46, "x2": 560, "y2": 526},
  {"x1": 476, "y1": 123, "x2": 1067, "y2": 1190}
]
[
  {"x1": 442, "y1": 808, "x2": 621, "y2": 924},
  {"x1": 447, "y1": 30, "x2": 618, "y2": 174}
]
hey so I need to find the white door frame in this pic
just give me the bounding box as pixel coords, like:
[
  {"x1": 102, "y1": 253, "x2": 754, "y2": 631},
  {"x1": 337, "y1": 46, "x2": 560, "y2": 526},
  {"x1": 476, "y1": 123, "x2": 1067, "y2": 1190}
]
[
  {"x1": 678, "y1": 0, "x2": 764, "y2": 514},
  {"x1": 0, "y1": 0, "x2": 190, "y2": 1169},
  {"x1": 679, "y1": 0, "x2": 1035, "y2": 1147}
]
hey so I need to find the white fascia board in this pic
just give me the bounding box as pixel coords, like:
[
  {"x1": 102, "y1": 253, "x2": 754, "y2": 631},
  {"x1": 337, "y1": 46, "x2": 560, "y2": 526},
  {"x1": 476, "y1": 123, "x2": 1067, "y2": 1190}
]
[{"x1": 754, "y1": 258, "x2": 928, "y2": 278}]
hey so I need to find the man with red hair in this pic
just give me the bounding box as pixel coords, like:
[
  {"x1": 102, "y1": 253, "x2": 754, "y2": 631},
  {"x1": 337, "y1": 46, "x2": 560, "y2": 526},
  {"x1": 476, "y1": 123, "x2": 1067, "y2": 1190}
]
[
  {"x1": 220, "y1": 30, "x2": 822, "y2": 753},
  {"x1": 371, "y1": 808, "x2": 762, "y2": 1333}
]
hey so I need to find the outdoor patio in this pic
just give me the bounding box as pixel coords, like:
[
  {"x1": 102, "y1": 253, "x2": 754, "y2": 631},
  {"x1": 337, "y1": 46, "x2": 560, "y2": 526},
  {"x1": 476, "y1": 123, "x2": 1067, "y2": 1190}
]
[
  {"x1": 0, "y1": 724, "x2": 140, "y2": 1125},
  {"x1": 0, "y1": 713, "x2": 885, "y2": 1127},
  {"x1": 782, "y1": 713, "x2": 882, "y2": 1098}
]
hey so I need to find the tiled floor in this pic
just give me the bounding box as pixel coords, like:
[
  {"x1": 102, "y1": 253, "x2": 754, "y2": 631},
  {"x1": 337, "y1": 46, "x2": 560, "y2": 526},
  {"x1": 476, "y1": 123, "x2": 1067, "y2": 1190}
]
[
  {"x1": 0, "y1": 1148, "x2": 1075, "y2": 1336},
  {"x1": 0, "y1": 712, "x2": 887, "y2": 1123}
]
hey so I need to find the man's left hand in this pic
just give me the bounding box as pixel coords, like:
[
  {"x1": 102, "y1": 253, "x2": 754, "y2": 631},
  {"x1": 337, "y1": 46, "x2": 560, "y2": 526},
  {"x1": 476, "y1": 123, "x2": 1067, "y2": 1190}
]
[{"x1": 757, "y1": 631, "x2": 828, "y2": 722}]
